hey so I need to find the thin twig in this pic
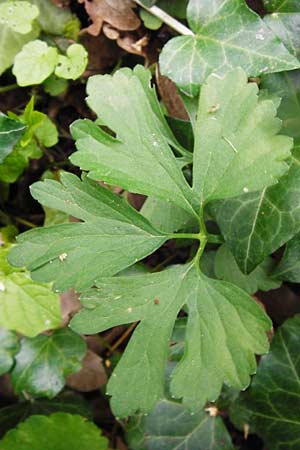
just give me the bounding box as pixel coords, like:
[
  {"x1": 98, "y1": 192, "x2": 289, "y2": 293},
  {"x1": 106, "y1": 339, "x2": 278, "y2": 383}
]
[
  {"x1": 0, "y1": 83, "x2": 18, "y2": 93},
  {"x1": 109, "y1": 322, "x2": 137, "y2": 354},
  {"x1": 134, "y1": 0, "x2": 194, "y2": 36}
]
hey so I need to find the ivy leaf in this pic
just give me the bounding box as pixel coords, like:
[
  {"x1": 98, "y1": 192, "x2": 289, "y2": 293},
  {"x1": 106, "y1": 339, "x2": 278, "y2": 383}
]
[
  {"x1": 213, "y1": 147, "x2": 300, "y2": 273},
  {"x1": 0, "y1": 328, "x2": 19, "y2": 376},
  {"x1": 272, "y1": 233, "x2": 300, "y2": 281},
  {"x1": 13, "y1": 40, "x2": 58, "y2": 86},
  {"x1": 159, "y1": 0, "x2": 300, "y2": 96},
  {"x1": 0, "y1": 245, "x2": 61, "y2": 337},
  {"x1": 70, "y1": 66, "x2": 196, "y2": 215},
  {"x1": 8, "y1": 172, "x2": 167, "y2": 292},
  {"x1": 263, "y1": 0, "x2": 300, "y2": 12},
  {"x1": 0, "y1": 412, "x2": 108, "y2": 450},
  {"x1": 192, "y1": 69, "x2": 292, "y2": 202},
  {"x1": 0, "y1": 115, "x2": 26, "y2": 164},
  {"x1": 54, "y1": 44, "x2": 88, "y2": 80},
  {"x1": 71, "y1": 263, "x2": 271, "y2": 417},
  {"x1": 0, "y1": 394, "x2": 92, "y2": 438},
  {"x1": 214, "y1": 245, "x2": 281, "y2": 294},
  {"x1": 261, "y1": 70, "x2": 300, "y2": 140},
  {"x1": 11, "y1": 329, "x2": 86, "y2": 398},
  {"x1": 0, "y1": 1, "x2": 39, "y2": 34},
  {"x1": 230, "y1": 315, "x2": 300, "y2": 450},
  {"x1": 127, "y1": 399, "x2": 234, "y2": 450},
  {"x1": 264, "y1": 13, "x2": 300, "y2": 59}
]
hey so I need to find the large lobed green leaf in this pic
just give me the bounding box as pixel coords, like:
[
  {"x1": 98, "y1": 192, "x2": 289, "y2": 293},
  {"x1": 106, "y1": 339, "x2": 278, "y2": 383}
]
[
  {"x1": 159, "y1": 0, "x2": 300, "y2": 96},
  {"x1": 8, "y1": 172, "x2": 167, "y2": 292},
  {"x1": 0, "y1": 412, "x2": 108, "y2": 450},
  {"x1": 192, "y1": 68, "x2": 292, "y2": 202},
  {"x1": 230, "y1": 315, "x2": 300, "y2": 450},
  {"x1": 71, "y1": 263, "x2": 271, "y2": 417},
  {"x1": 9, "y1": 67, "x2": 283, "y2": 417},
  {"x1": 70, "y1": 66, "x2": 196, "y2": 215}
]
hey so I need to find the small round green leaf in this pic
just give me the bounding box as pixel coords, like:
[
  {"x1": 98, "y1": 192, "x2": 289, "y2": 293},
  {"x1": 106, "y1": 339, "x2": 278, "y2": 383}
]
[
  {"x1": 0, "y1": 413, "x2": 108, "y2": 450},
  {"x1": 13, "y1": 40, "x2": 58, "y2": 86},
  {"x1": 0, "y1": 1, "x2": 39, "y2": 34},
  {"x1": 54, "y1": 44, "x2": 88, "y2": 80}
]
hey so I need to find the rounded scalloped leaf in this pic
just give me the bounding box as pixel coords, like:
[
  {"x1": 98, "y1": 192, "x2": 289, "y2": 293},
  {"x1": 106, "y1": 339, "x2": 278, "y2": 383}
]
[
  {"x1": 54, "y1": 44, "x2": 88, "y2": 80},
  {"x1": 13, "y1": 40, "x2": 58, "y2": 86},
  {"x1": 0, "y1": 413, "x2": 108, "y2": 450},
  {"x1": 0, "y1": 1, "x2": 39, "y2": 34}
]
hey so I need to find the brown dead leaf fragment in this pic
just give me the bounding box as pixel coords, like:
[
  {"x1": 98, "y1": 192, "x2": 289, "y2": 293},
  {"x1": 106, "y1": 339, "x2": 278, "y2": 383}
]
[
  {"x1": 66, "y1": 350, "x2": 107, "y2": 392},
  {"x1": 78, "y1": 0, "x2": 141, "y2": 36},
  {"x1": 51, "y1": 0, "x2": 70, "y2": 6},
  {"x1": 156, "y1": 68, "x2": 189, "y2": 121}
]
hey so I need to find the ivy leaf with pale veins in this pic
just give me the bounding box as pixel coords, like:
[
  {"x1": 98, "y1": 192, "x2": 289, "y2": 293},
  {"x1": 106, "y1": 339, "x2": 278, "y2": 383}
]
[
  {"x1": 11, "y1": 329, "x2": 86, "y2": 398},
  {"x1": 0, "y1": 328, "x2": 19, "y2": 376},
  {"x1": 159, "y1": 0, "x2": 300, "y2": 96},
  {"x1": 214, "y1": 245, "x2": 281, "y2": 294},
  {"x1": 264, "y1": 13, "x2": 300, "y2": 59},
  {"x1": 263, "y1": 0, "x2": 300, "y2": 12},
  {"x1": 8, "y1": 172, "x2": 167, "y2": 292},
  {"x1": 0, "y1": 413, "x2": 108, "y2": 450},
  {"x1": 71, "y1": 263, "x2": 271, "y2": 417},
  {"x1": 230, "y1": 315, "x2": 300, "y2": 450},
  {"x1": 126, "y1": 399, "x2": 234, "y2": 450},
  {"x1": 272, "y1": 233, "x2": 300, "y2": 281},
  {"x1": 192, "y1": 69, "x2": 292, "y2": 203},
  {"x1": 261, "y1": 70, "x2": 300, "y2": 141},
  {"x1": 212, "y1": 146, "x2": 300, "y2": 273},
  {"x1": 70, "y1": 66, "x2": 196, "y2": 215},
  {"x1": 0, "y1": 115, "x2": 26, "y2": 163}
]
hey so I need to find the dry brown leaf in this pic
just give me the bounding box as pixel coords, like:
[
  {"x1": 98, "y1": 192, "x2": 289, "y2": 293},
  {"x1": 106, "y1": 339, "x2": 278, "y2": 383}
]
[
  {"x1": 80, "y1": 33, "x2": 121, "y2": 76},
  {"x1": 103, "y1": 23, "x2": 120, "y2": 40},
  {"x1": 60, "y1": 289, "x2": 81, "y2": 327},
  {"x1": 66, "y1": 350, "x2": 107, "y2": 392},
  {"x1": 78, "y1": 0, "x2": 141, "y2": 36},
  {"x1": 51, "y1": 0, "x2": 70, "y2": 6},
  {"x1": 117, "y1": 34, "x2": 149, "y2": 56},
  {"x1": 156, "y1": 68, "x2": 189, "y2": 121}
]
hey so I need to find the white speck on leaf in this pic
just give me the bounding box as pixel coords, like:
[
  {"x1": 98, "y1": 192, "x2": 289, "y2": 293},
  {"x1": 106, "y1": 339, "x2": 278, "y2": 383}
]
[
  {"x1": 0, "y1": 281, "x2": 5, "y2": 292},
  {"x1": 243, "y1": 187, "x2": 249, "y2": 193},
  {"x1": 59, "y1": 253, "x2": 68, "y2": 262}
]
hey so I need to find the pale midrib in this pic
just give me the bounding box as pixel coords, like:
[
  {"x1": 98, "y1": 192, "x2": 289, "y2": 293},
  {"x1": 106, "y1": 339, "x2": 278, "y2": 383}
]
[{"x1": 244, "y1": 189, "x2": 266, "y2": 272}]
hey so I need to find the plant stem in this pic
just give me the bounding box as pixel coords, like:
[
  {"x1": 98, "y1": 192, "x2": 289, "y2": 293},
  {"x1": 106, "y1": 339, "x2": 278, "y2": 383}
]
[
  {"x1": 133, "y1": 0, "x2": 194, "y2": 36},
  {"x1": 0, "y1": 83, "x2": 18, "y2": 93}
]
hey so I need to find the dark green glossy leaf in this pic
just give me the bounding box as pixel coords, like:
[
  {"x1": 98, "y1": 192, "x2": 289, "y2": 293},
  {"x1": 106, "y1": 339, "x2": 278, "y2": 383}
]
[
  {"x1": 159, "y1": 0, "x2": 299, "y2": 96},
  {"x1": 265, "y1": 13, "x2": 300, "y2": 59},
  {"x1": 272, "y1": 233, "x2": 300, "y2": 281},
  {"x1": 0, "y1": 413, "x2": 108, "y2": 450},
  {"x1": 127, "y1": 399, "x2": 234, "y2": 450},
  {"x1": 8, "y1": 172, "x2": 166, "y2": 292},
  {"x1": 214, "y1": 245, "x2": 281, "y2": 294},
  {"x1": 230, "y1": 315, "x2": 300, "y2": 450},
  {"x1": 213, "y1": 147, "x2": 300, "y2": 273},
  {"x1": 0, "y1": 394, "x2": 91, "y2": 438},
  {"x1": 261, "y1": 70, "x2": 300, "y2": 141},
  {"x1": 263, "y1": 0, "x2": 300, "y2": 12},
  {"x1": 0, "y1": 115, "x2": 26, "y2": 164},
  {"x1": 11, "y1": 329, "x2": 86, "y2": 398},
  {"x1": 0, "y1": 328, "x2": 19, "y2": 376}
]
